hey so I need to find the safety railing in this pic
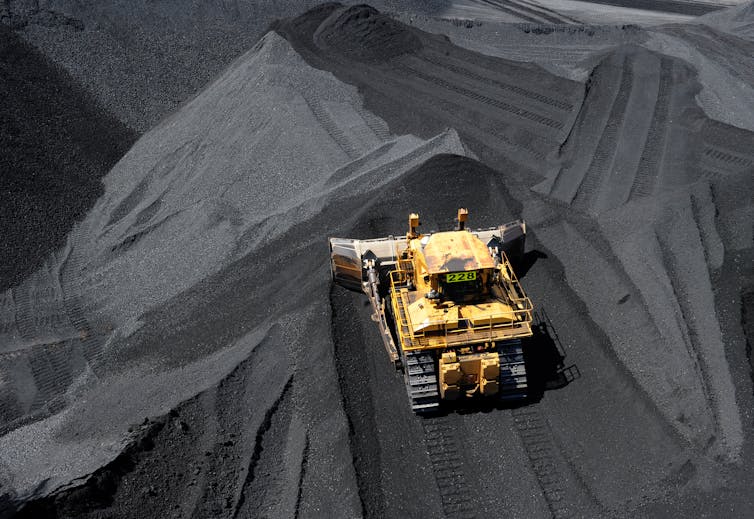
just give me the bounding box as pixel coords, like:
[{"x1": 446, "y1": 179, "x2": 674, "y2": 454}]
[{"x1": 389, "y1": 253, "x2": 533, "y2": 351}]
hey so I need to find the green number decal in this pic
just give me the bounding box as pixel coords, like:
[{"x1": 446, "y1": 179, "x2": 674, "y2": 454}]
[{"x1": 446, "y1": 271, "x2": 477, "y2": 283}]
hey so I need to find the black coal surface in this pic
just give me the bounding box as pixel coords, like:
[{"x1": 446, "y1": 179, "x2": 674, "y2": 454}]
[
  {"x1": 0, "y1": 24, "x2": 135, "y2": 292},
  {"x1": 1, "y1": 0, "x2": 333, "y2": 132},
  {"x1": 579, "y1": 0, "x2": 723, "y2": 16},
  {"x1": 2, "y1": 1, "x2": 754, "y2": 518}
]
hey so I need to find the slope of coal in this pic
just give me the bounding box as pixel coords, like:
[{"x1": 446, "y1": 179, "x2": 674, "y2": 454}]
[
  {"x1": 701, "y1": 0, "x2": 754, "y2": 40},
  {"x1": 0, "y1": 29, "x2": 473, "y2": 517},
  {"x1": 1, "y1": 0, "x2": 327, "y2": 132},
  {"x1": 275, "y1": 3, "x2": 586, "y2": 175},
  {"x1": 3, "y1": 2, "x2": 754, "y2": 518},
  {"x1": 0, "y1": 24, "x2": 135, "y2": 293},
  {"x1": 276, "y1": 3, "x2": 754, "y2": 516},
  {"x1": 1, "y1": 0, "x2": 456, "y2": 133}
]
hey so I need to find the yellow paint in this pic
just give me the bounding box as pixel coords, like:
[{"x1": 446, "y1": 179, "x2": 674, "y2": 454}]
[
  {"x1": 460, "y1": 302, "x2": 516, "y2": 326},
  {"x1": 422, "y1": 230, "x2": 496, "y2": 274}
]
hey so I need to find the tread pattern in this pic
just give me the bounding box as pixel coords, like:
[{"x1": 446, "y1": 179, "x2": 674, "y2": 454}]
[
  {"x1": 302, "y1": 94, "x2": 362, "y2": 159},
  {"x1": 420, "y1": 53, "x2": 574, "y2": 111},
  {"x1": 629, "y1": 57, "x2": 673, "y2": 201},
  {"x1": 498, "y1": 339, "x2": 528, "y2": 400},
  {"x1": 572, "y1": 55, "x2": 633, "y2": 211},
  {"x1": 512, "y1": 407, "x2": 570, "y2": 519},
  {"x1": 396, "y1": 62, "x2": 565, "y2": 130},
  {"x1": 404, "y1": 350, "x2": 440, "y2": 414},
  {"x1": 423, "y1": 418, "x2": 476, "y2": 518}
]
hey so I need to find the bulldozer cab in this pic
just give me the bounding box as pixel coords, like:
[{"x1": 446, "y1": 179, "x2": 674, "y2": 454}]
[
  {"x1": 418, "y1": 210, "x2": 498, "y2": 304},
  {"x1": 435, "y1": 269, "x2": 486, "y2": 302}
]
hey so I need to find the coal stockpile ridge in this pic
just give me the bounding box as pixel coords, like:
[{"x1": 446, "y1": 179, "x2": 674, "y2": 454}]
[
  {"x1": 0, "y1": 24, "x2": 136, "y2": 293},
  {"x1": 275, "y1": 3, "x2": 586, "y2": 174},
  {"x1": 701, "y1": 0, "x2": 754, "y2": 39},
  {"x1": 314, "y1": 4, "x2": 422, "y2": 61},
  {"x1": 1, "y1": 0, "x2": 461, "y2": 134},
  {"x1": 577, "y1": 0, "x2": 724, "y2": 16}
]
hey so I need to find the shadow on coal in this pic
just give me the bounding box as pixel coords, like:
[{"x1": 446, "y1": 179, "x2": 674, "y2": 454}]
[{"x1": 437, "y1": 308, "x2": 580, "y2": 416}]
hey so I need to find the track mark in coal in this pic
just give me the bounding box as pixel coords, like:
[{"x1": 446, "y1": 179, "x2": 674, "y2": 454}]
[
  {"x1": 395, "y1": 62, "x2": 565, "y2": 131},
  {"x1": 702, "y1": 146, "x2": 754, "y2": 171},
  {"x1": 653, "y1": 232, "x2": 715, "y2": 421},
  {"x1": 354, "y1": 105, "x2": 391, "y2": 141},
  {"x1": 233, "y1": 375, "x2": 294, "y2": 519},
  {"x1": 629, "y1": 57, "x2": 672, "y2": 202},
  {"x1": 327, "y1": 141, "x2": 396, "y2": 186},
  {"x1": 486, "y1": 0, "x2": 579, "y2": 25},
  {"x1": 398, "y1": 92, "x2": 547, "y2": 162},
  {"x1": 477, "y1": 0, "x2": 551, "y2": 23},
  {"x1": 512, "y1": 0, "x2": 583, "y2": 24},
  {"x1": 572, "y1": 55, "x2": 633, "y2": 212},
  {"x1": 302, "y1": 94, "x2": 362, "y2": 160},
  {"x1": 423, "y1": 418, "x2": 477, "y2": 518},
  {"x1": 579, "y1": 0, "x2": 722, "y2": 16},
  {"x1": 420, "y1": 52, "x2": 574, "y2": 111},
  {"x1": 329, "y1": 285, "x2": 386, "y2": 518},
  {"x1": 28, "y1": 345, "x2": 73, "y2": 412},
  {"x1": 512, "y1": 407, "x2": 569, "y2": 519}
]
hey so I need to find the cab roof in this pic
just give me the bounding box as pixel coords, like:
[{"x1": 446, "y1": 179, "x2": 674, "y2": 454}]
[{"x1": 422, "y1": 230, "x2": 495, "y2": 274}]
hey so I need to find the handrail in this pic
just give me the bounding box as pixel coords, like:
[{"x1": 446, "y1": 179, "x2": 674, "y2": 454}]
[{"x1": 389, "y1": 253, "x2": 533, "y2": 350}]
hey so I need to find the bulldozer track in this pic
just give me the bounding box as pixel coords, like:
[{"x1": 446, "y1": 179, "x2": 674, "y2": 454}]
[
  {"x1": 420, "y1": 53, "x2": 574, "y2": 112},
  {"x1": 629, "y1": 57, "x2": 672, "y2": 201},
  {"x1": 404, "y1": 350, "x2": 441, "y2": 413},
  {"x1": 395, "y1": 62, "x2": 565, "y2": 131},
  {"x1": 512, "y1": 407, "x2": 570, "y2": 519},
  {"x1": 423, "y1": 418, "x2": 477, "y2": 518},
  {"x1": 498, "y1": 339, "x2": 528, "y2": 400}
]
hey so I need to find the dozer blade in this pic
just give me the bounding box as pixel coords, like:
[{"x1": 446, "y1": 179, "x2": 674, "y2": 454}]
[{"x1": 328, "y1": 219, "x2": 526, "y2": 292}]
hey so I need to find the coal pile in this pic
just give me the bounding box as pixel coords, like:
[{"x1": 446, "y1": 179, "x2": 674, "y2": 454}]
[
  {"x1": 0, "y1": 24, "x2": 135, "y2": 292},
  {"x1": 2, "y1": 1, "x2": 753, "y2": 518}
]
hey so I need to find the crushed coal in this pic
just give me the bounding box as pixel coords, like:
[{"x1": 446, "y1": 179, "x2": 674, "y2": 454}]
[{"x1": 2, "y1": 1, "x2": 753, "y2": 518}]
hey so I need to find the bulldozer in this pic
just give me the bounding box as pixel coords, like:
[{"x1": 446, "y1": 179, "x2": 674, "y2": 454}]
[{"x1": 329, "y1": 209, "x2": 534, "y2": 413}]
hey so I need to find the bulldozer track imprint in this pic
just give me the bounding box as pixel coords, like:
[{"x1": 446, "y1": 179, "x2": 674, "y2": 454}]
[
  {"x1": 511, "y1": 0, "x2": 582, "y2": 24},
  {"x1": 630, "y1": 57, "x2": 672, "y2": 201},
  {"x1": 512, "y1": 407, "x2": 570, "y2": 519},
  {"x1": 420, "y1": 54, "x2": 574, "y2": 111},
  {"x1": 481, "y1": 0, "x2": 579, "y2": 25},
  {"x1": 302, "y1": 94, "x2": 362, "y2": 159},
  {"x1": 426, "y1": 95, "x2": 548, "y2": 161},
  {"x1": 703, "y1": 146, "x2": 753, "y2": 169},
  {"x1": 396, "y1": 63, "x2": 565, "y2": 131},
  {"x1": 477, "y1": 0, "x2": 550, "y2": 24},
  {"x1": 573, "y1": 55, "x2": 633, "y2": 211},
  {"x1": 423, "y1": 418, "x2": 477, "y2": 518}
]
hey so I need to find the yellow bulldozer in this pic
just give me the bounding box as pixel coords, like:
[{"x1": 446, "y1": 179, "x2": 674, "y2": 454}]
[{"x1": 329, "y1": 209, "x2": 534, "y2": 413}]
